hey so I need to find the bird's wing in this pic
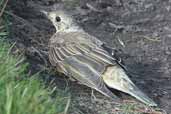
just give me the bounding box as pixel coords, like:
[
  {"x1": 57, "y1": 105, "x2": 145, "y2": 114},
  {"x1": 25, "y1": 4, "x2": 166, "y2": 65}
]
[{"x1": 48, "y1": 34, "x2": 118, "y2": 99}]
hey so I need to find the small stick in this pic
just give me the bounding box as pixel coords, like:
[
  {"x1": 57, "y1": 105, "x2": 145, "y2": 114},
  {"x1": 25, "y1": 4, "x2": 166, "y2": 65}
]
[
  {"x1": 0, "y1": 0, "x2": 8, "y2": 18},
  {"x1": 137, "y1": 35, "x2": 161, "y2": 42},
  {"x1": 64, "y1": 96, "x2": 71, "y2": 114},
  {"x1": 86, "y1": 3, "x2": 101, "y2": 12},
  {"x1": 117, "y1": 37, "x2": 125, "y2": 47},
  {"x1": 0, "y1": 25, "x2": 5, "y2": 30}
]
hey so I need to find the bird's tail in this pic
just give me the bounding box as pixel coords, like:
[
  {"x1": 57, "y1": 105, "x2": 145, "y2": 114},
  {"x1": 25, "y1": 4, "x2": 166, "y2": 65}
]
[
  {"x1": 128, "y1": 84, "x2": 157, "y2": 106},
  {"x1": 102, "y1": 66, "x2": 157, "y2": 106}
]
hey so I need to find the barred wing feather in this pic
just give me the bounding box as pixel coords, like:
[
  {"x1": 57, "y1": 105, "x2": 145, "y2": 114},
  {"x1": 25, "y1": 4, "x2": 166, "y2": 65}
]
[{"x1": 49, "y1": 41, "x2": 118, "y2": 99}]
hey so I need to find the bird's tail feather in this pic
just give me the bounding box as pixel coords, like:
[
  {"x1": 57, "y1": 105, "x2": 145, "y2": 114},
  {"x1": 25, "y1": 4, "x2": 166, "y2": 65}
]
[
  {"x1": 128, "y1": 84, "x2": 157, "y2": 106},
  {"x1": 102, "y1": 66, "x2": 157, "y2": 106}
]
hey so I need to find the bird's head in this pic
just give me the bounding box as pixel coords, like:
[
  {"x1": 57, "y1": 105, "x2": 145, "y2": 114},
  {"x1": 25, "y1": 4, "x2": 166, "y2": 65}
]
[{"x1": 41, "y1": 10, "x2": 80, "y2": 32}]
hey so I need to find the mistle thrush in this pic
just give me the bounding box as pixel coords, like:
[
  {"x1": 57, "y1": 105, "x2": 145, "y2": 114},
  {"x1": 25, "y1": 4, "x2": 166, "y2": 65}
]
[{"x1": 42, "y1": 9, "x2": 157, "y2": 106}]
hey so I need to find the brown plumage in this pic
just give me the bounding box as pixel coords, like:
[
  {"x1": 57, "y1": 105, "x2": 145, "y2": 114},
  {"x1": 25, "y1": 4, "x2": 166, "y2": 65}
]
[{"x1": 42, "y1": 10, "x2": 157, "y2": 106}]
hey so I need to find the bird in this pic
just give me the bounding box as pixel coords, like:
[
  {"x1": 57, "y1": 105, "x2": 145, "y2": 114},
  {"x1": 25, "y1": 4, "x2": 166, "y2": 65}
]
[{"x1": 41, "y1": 9, "x2": 157, "y2": 106}]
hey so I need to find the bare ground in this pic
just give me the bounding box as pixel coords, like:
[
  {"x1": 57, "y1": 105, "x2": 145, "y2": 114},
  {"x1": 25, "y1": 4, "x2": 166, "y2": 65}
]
[{"x1": 8, "y1": 0, "x2": 171, "y2": 114}]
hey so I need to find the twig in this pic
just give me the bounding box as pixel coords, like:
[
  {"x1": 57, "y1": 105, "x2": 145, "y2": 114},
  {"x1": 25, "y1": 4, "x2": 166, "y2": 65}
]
[
  {"x1": 49, "y1": 78, "x2": 56, "y2": 85},
  {"x1": 86, "y1": 3, "x2": 101, "y2": 12},
  {"x1": 15, "y1": 56, "x2": 25, "y2": 67},
  {"x1": 117, "y1": 37, "x2": 125, "y2": 47},
  {"x1": 50, "y1": 86, "x2": 57, "y2": 94},
  {"x1": 0, "y1": 0, "x2": 8, "y2": 18},
  {"x1": 109, "y1": 22, "x2": 125, "y2": 30},
  {"x1": 137, "y1": 35, "x2": 161, "y2": 42},
  {"x1": 7, "y1": 42, "x2": 16, "y2": 55},
  {"x1": 0, "y1": 25, "x2": 5, "y2": 30},
  {"x1": 64, "y1": 96, "x2": 71, "y2": 114}
]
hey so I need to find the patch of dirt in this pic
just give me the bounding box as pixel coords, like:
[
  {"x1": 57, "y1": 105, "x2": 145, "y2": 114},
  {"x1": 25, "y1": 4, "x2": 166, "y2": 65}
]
[{"x1": 8, "y1": 0, "x2": 171, "y2": 114}]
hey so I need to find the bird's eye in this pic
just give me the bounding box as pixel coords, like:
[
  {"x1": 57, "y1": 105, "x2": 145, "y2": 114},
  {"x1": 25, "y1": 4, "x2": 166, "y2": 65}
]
[{"x1": 55, "y1": 16, "x2": 61, "y2": 22}]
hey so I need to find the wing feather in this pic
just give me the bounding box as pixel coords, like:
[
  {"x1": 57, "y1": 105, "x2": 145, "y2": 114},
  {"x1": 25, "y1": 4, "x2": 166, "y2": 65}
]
[
  {"x1": 49, "y1": 41, "x2": 116, "y2": 73},
  {"x1": 62, "y1": 46, "x2": 75, "y2": 55},
  {"x1": 54, "y1": 47, "x2": 64, "y2": 61},
  {"x1": 58, "y1": 48, "x2": 69, "y2": 58},
  {"x1": 48, "y1": 34, "x2": 118, "y2": 99}
]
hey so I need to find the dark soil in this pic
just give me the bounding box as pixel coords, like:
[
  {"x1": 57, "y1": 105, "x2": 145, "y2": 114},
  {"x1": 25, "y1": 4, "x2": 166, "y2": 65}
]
[{"x1": 8, "y1": 0, "x2": 171, "y2": 114}]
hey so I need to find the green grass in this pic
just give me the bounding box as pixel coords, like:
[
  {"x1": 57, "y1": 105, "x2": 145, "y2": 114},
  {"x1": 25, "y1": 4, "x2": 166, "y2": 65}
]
[
  {"x1": 0, "y1": 39, "x2": 69, "y2": 114},
  {"x1": 0, "y1": 35, "x2": 69, "y2": 114},
  {"x1": 0, "y1": 10, "x2": 70, "y2": 114}
]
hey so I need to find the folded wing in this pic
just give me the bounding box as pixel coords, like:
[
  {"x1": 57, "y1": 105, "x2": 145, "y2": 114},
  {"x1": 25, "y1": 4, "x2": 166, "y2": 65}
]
[
  {"x1": 48, "y1": 32, "x2": 157, "y2": 106},
  {"x1": 49, "y1": 37, "x2": 118, "y2": 99}
]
